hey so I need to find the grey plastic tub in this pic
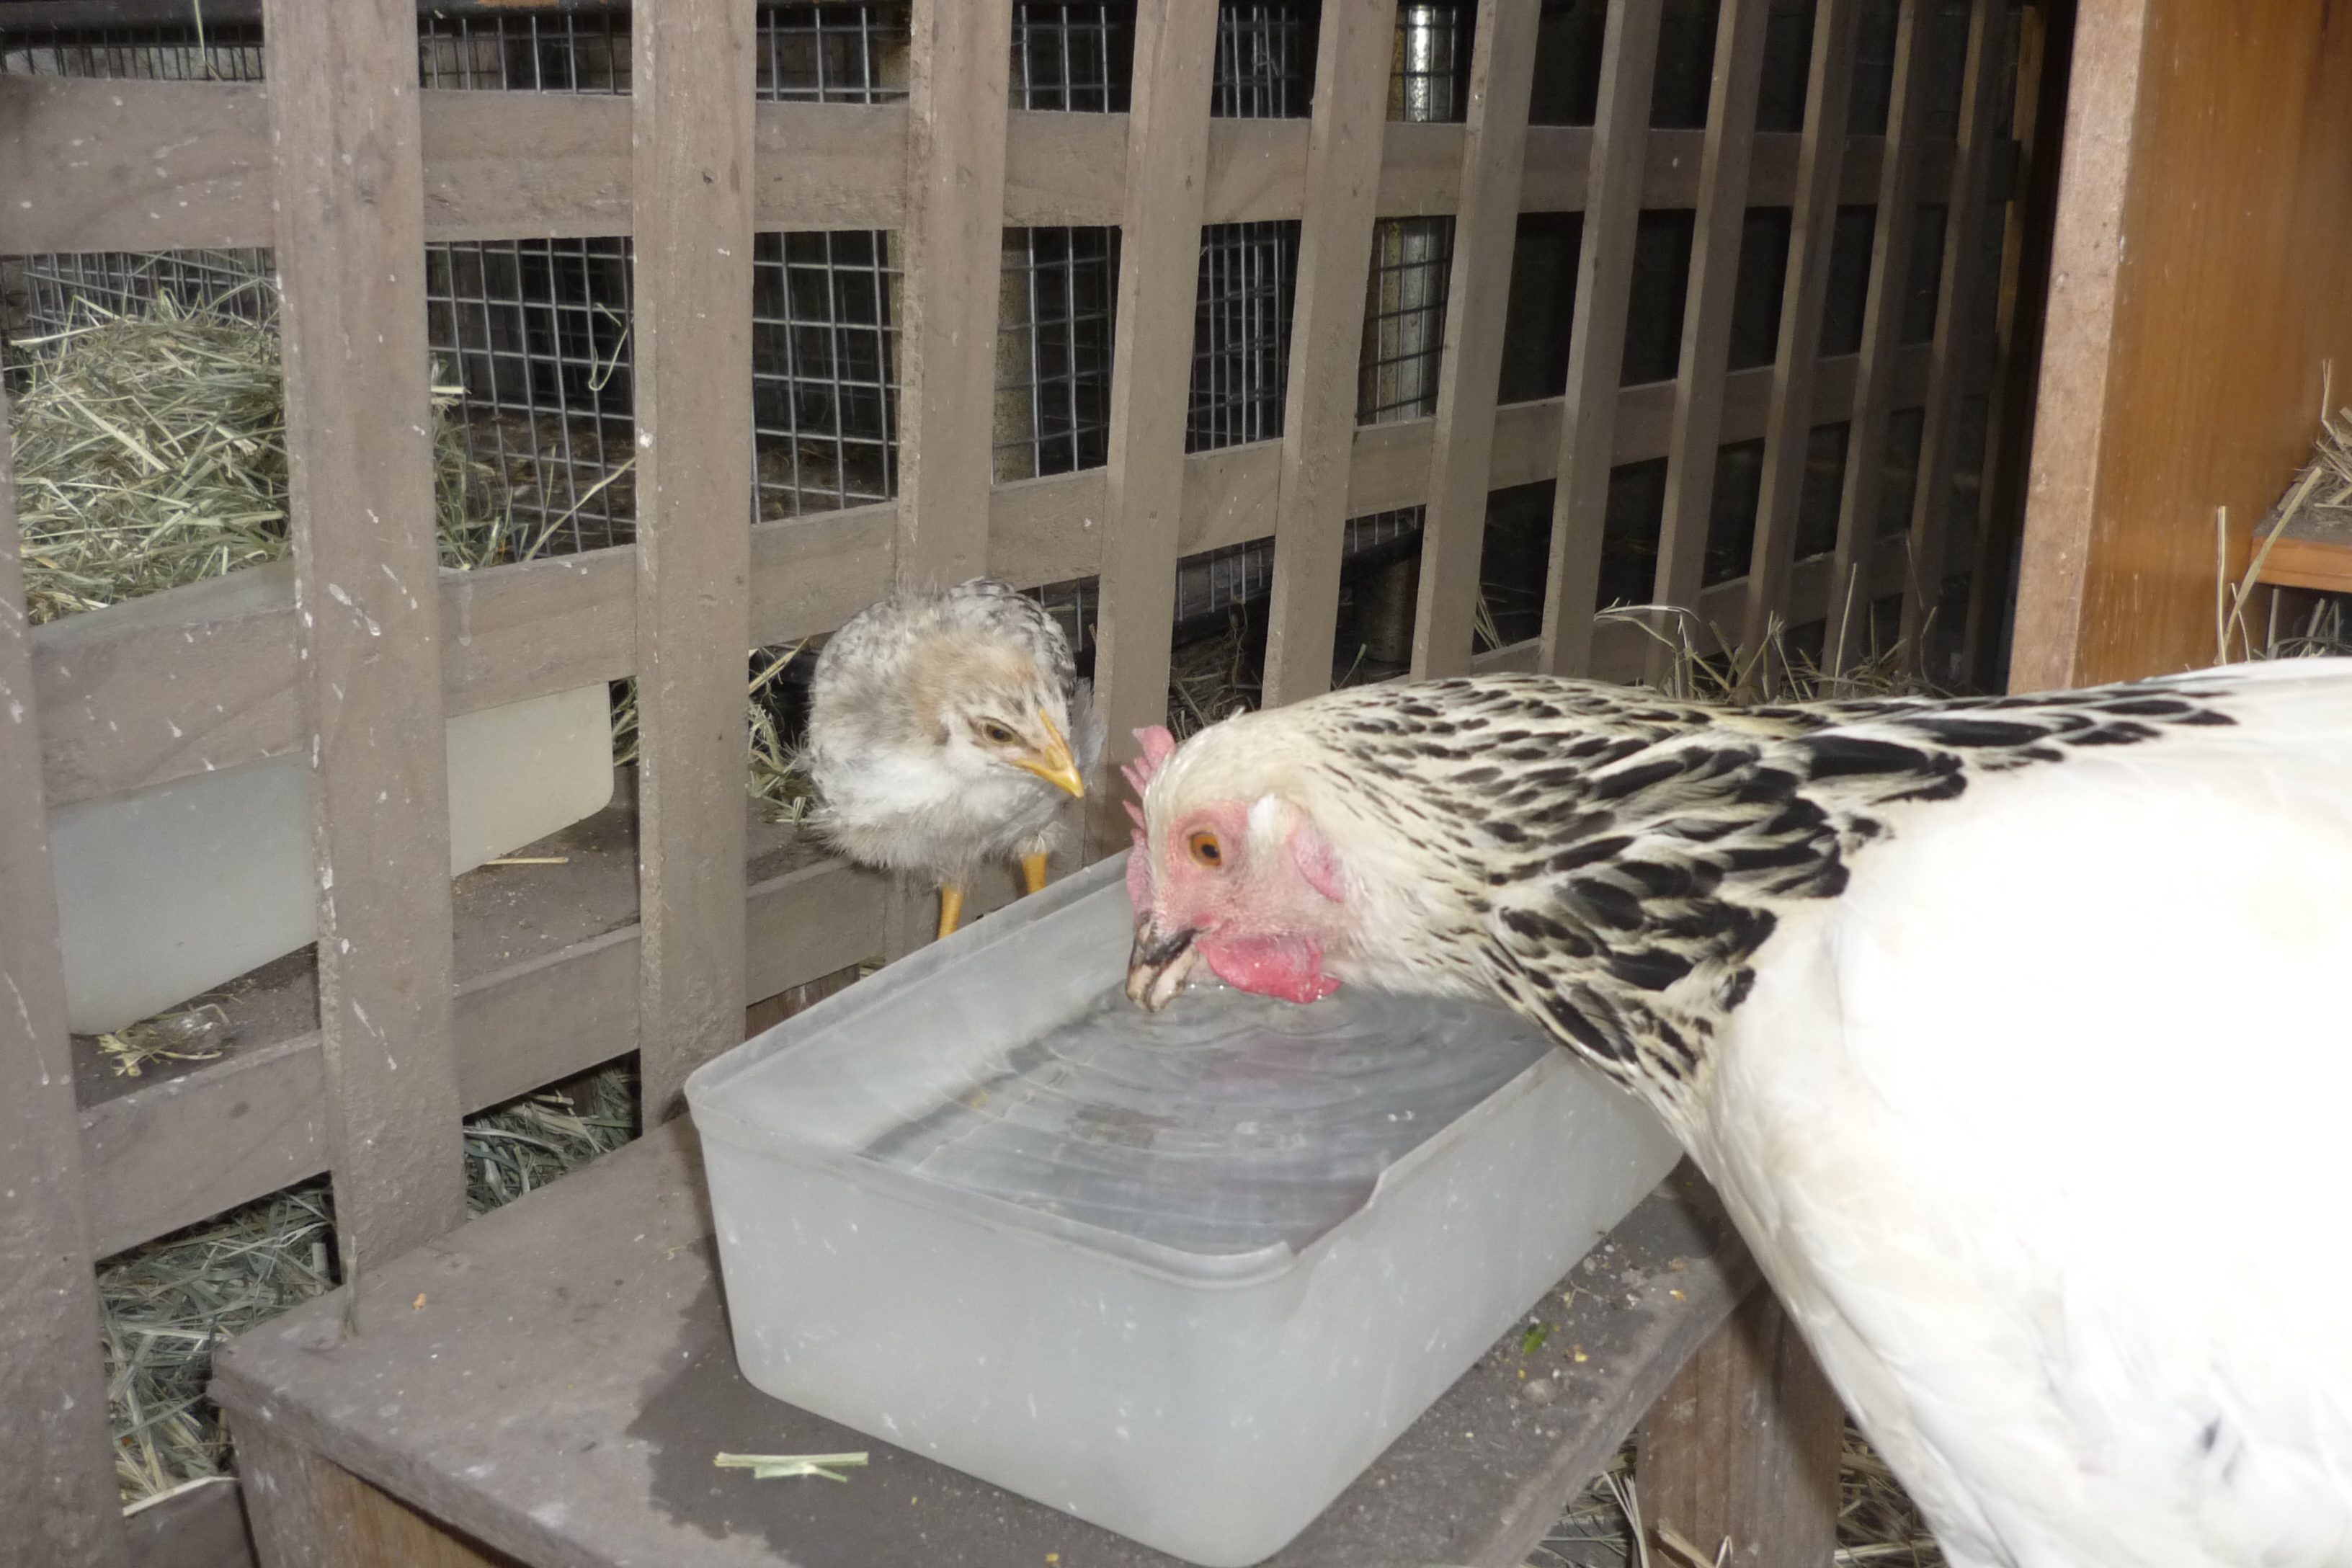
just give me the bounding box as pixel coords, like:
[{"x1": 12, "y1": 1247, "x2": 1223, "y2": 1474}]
[{"x1": 685, "y1": 855, "x2": 1678, "y2": 1567}]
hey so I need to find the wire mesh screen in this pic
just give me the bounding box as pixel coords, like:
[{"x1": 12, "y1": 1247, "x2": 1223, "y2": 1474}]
[
  {"x1": 1012, "y1": 1, "x2": 1130, "y2": 112},
  {"x1": 994, "y1": 228, "x2": 1121, "y2": 483},
  {"x1": 1358, "y1": 216, "x2": 1456, "y2": 424},
  {"x1": 1212, "y1": 0, "x2": 1317, "y2": 119},
  {"x1": 754, "y1": 230, "x2": 899, "y2": 517},
  {"x1": 0, "y1": 20, "x2": 262, "y2": 81},
  {"x1": 1190, "y1": 222, "x2": 1301, "y2": 453},
  {"x1": 1390, "y1": 1, "x2": 1472, "y2": 123},
  {"x1": 760, "y1": 2, "x2": 910, "y2": 102},
  {"x1": 425, "y1": 239, "x2": 638, "y2": 554},
  {"x1": 417, "y1": 11, "x2": 631, "y2": 92}
]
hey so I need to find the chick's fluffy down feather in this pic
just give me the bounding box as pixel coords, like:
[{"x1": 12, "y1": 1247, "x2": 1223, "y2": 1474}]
[{"x1": 805, "y1": 578, "x2": 1102, "y2": 886}]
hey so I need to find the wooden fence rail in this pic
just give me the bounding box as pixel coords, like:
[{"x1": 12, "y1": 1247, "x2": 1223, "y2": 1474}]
[{"x1": 0, "y1": 1, "x2": 2047, "y2": 1558}]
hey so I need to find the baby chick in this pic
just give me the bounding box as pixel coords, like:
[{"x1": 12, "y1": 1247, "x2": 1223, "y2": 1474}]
[{"x1": 806, "y1": 578, "x2": 1102, "y2": 938}]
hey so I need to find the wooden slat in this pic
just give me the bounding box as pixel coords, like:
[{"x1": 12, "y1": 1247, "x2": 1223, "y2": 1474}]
[
  {"x1": 1961, "y1": 0, "x2": 2072, "y2": 691},
  {"x1": 264, "y1": 0, "x2": 466, "y2": 1268},
  {"x1": 1541, "y1": 0, "x2": 1667, "y2": 675},
  {"x1": 894, "y1": 0, "x2": 1013, "y2": 585},
  {"x1": 1, "y1": 391, "x2": 133, "y2": 1566},
  {"x1": 1259, "y1": 0, "x2": 1399, "y2": 707},
  {"x1": 1823, "y1": 0, "x2": 1933, "y2": 674},
  {"x1": 0, "y1": 73, "x2": 1981, "y2": 252},
  {"x1": 1647, "y1": 0, "x2": 1773, "y2": 686},
  {"x1": 1896, "y1": 0, "x2": 2004, "y2": 673},
  {"x1": 630, "y1": 0, "x2": 757, "y2": 1126},
  {"x1": 1412, "y1": 0, "x2": 1544, "y2": 678},
  {"x1": 1741, "y1": 0, "x2": 1863, "y2": 654},
  {"x1": 238, "y1": 1425, "x2": 509, "y2": 1568},
  {"x1": 1090, "y1": 0, "x2": 1220, "y2": 836},
  {"x1": 80, "y1": 854, "x2": 884, "y2": 1261}
]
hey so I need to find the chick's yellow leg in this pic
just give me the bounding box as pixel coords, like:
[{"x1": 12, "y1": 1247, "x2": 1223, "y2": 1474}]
[
  {"x1": 1021, "y1": 852, "x2": 1050, "y2": 896},
  {"x1": 937, "y1": 883, "x2": 966, "y2": 940}
]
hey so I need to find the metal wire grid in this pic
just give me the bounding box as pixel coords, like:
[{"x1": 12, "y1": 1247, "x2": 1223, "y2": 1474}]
[
  {"x1": 1390, "y1": 1, "x2": 1471, "y2": 124},
  {"x1": 1011, "y1": 1, "x2": 1129, "y2": 112},
  {"x1": 760, "y1": 2, "x2": 910, "y2": 102},
  {"x1": 0, "y1": 20, "x2": 262, "y2": 81},
  {"x1": 1212, "y1": 1, "x2": 1315, "y2": 120},
  {"x1": 993, "y1": 227, "x2": 1121, "y2": 483},
  {"x1": 1358, "y1": 216, "x2": 1456, "y2": 424},
  {"x1": 417, "y1": 11, "x2": 630, "y2": 92},
  {"x1": 11, "y1": 250, "x2": 277, "y2": 339},
  {"x1": 1188, "y1": 223, "x2": 1301, "y2": 453},
  {"x1": 422, "y1": 239, "x2": 637, "y2": 553},
  {"x1": 752, "y1": 231, "x2": 899, "y2": 518}
]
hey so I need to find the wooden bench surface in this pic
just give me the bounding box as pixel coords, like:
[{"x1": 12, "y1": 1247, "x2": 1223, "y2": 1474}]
[{"x1": 212, "y1": 1120, "x2": 1755, "y2": 1568}]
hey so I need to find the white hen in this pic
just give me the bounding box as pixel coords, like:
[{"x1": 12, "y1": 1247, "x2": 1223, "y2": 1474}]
[{"x1": 1121, "y1": 660, "x2": 2352, "y2": 1568}]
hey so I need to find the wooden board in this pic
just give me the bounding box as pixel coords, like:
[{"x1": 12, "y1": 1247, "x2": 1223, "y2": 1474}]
[
  {"x1": 2011, "y1": 1, "x2": 2352, "y2": 689},
  {"x1": 263, "y1": 0, "x2": 467, "y2": 1270},
  {"x1": 1541, "y1": 0, "x2": 1666, "y2": 677},
  {"x1": 1, "y1": 391, "x2": 133, "y2": 1567},
  {"x1": 628, "y1": 0, "x2": 758, "y2": 1126},
  {"x1": 1412, "y1": 0, "x2": 1544, "y2": 679},
  {"x1": 1088, "y1": 0, "x2": 1220, "y2": 844},
  {"x1": 213, "y1": 1121, "x2": 1758, "y2": 1568},
  {"x1": 1741, "y1": 0, "x2": 1862, "y2": 654},
  {"x1": 1647, "y1": 0, "x2": 1772, "y2": 686},
  {"x1": 1259, "y1": 0, "x2": 1397, "y2": 707}
]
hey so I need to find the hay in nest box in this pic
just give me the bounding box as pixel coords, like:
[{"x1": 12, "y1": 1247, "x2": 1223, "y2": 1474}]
[
  {"x1": 6, "y1": 295, "x2": 525, "y2": 628},
  {"x1": 97, "y1": 1064, "x2": 641, "y2": 1503}
]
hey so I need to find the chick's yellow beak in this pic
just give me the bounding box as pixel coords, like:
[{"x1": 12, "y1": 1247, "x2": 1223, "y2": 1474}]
[{"x1": 1011, "y1": 710, "x2": 1085, "y2": 798}]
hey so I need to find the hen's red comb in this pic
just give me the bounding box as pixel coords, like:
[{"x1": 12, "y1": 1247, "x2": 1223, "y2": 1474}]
[{"x1": 1121, "y1": 725, "x2": 1177, "y2": 802}]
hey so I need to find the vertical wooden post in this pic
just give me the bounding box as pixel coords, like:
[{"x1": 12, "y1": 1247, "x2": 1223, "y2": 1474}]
[
  {"x1": 1259, "y1": 0, "x2": 1396, "y2": 708},
  {"x1": 1412, "y1": 0, "x2": 1544, "y2": 680},
  {"x1": 1897, "y1": 0, "x2": 2003, "y2": 676},
  {"x1": 1541, "y1": 0, "x2": 1666, "y2": 677},
  {"x1": 1090, "y1": 0, "x2": 1219, "y2": 842},
  {"x1": 632, "y1": 0, "x2": 757, "y2": 1124},
  {"x1": 1742, "y1": 0, "x2": 1861, "y2": 662},
  {"x1": 896, "y1": 0, "x2": 1014, "y2": 588},
  {"x1": 1637, "y1": 1287, "x2": 1846, "y2": 1568},
  {"x1": 264, "y1": 0, "x2": 466, "y2": 1265},
  {"x1": 0, "y1": 393, "x2": 130, "y2": 1567},
  {"x1": 1824, "y1": 0, "x2": 1930, "y2": 677},
  {"x1": 1647, "y1": 0, "x2": 1772, "y2": 686}
]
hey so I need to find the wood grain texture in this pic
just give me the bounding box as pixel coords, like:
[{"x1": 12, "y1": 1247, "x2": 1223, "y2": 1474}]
[
  {"x1": 1260, "y1": 0, "x2": 1399, "y2": 707},
  {"x1": 0, "y1": 76, "x2": 271, "y2": 251},
  {"x1": 212, "y1": 1123, "x2": 1755, "y2": 1568},
  {"x1": 894, "y1": 0, "x2": 1013, "y2": 586},
  {"x1": 1647, "y1": 0, "x2": 1773, "y2": 686},
  {"x1": 630, "y1": 0, "x2": 757, "y2": 1126},
  {"x1": 124, "y1": 1476, "x2": 256, "y2": 1568},
  {"x1": 1090, "y1": 0, "x2": 1220, "y2": 829},
  {"x1": 1636, "y1": 1288, "x2": 1845, "y2": 1568},
  {"x1": 264, "y1": 0, "x2": 466, "y2": 1270},
  {"x1": 1896, "y1": 0, "x2": 2004, "y2": 672},
  {"x1": 1412, "y1": 0, "x2": 1544, "y2": 678},
  {"x1": 1541, "y1": 0, "x2": 1667, "y2": 676},
  {"x1": 0, "y1": 391, "x2": 133, "y2": 1567},
  {"x1": 1824, "y1": 0, "x2": 1932, "y2": 674},
  {"x1": 236, "y1": 1425, "x2": 515, "y2": 1568},
  {"x1": 2011, "y1": 0, "x2": 2352, "y2": 690},
  {"x1": 1741, "y1": 0, "x2": 1862, "y2": 654}
]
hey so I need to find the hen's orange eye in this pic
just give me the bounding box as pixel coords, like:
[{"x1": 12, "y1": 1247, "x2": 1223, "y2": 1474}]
[{"x1": 1187, "y1": 830, "x2": 1224, "y2": 868}]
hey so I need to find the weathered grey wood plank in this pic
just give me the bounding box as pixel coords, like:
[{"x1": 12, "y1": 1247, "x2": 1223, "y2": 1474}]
[
  {"x1": 1090, "y1": 0, "x2": 1221, "y2": 848},
  {"x1": 752, "y1": 101, "x2": 909, "y2": 229},
  {"x1": 1741, "y1": 0, "x2": 1862, "y2": 657},
  {"x1": 1, "y1": 391, "x2": 133, "y2": 1566},
  {"x1": 124, "y1": 1476, "x2": 256, "y2": 1568},
  {"x1": 1541, "y1": 0, "x2": 1667, "y2": 676},
  {"x1": 420, "y1": 90, "x2": 631, "y2": 241},
  {"x1": 1260, "y1": 0, "x2": 1396, "y2": 707},
  {"x1": 1636, "y1": 1288, "x2": 1845, "y2": 1567},
  {"x1": 237, "y1": 1425, "x2": 510, "y2": 1568},
  {"x1": 1413, "y1": 0, "x2": 1543, "y2": 678},
  {"x1": 630, "y1": 0, "x2": 757, "y2": 1126},
  {"x1": 1897, "y1": 0, "x2": 2004, "y2": 674},
  {"x1": 264, "y1": 0, "x2": 467, "y2": 1269},
  {"x1": 1647, "y1": 0, "x2": 1773, "y2": 686},
  {"x1": 1825, "y1": 0, "x2": 1933, "y2": 674},
  {"x1": 894, "y1": 0, "x2": 1013, "y2": 586},
  {"x1": 0, "y1": 76, "x2": 272, "y2": 251}
]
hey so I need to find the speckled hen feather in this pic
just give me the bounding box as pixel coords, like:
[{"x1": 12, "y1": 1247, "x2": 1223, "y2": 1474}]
[{"x1": 1126, "y1": 662, "x2": 2352, "y2": 1568}]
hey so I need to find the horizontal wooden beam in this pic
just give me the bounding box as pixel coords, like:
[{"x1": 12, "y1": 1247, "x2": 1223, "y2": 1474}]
[
  {"x1": 0, "y1": 75, "x2": 1961, "y2": 252},
  {"x1": 32, "y1": 342, "x2": 1943, "y2": 807}
]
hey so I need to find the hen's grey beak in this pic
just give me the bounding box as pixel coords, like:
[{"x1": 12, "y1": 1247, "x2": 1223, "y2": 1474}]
[{"x1": 1125, "y1": 922, "x2": 1198, "y2": 1012}]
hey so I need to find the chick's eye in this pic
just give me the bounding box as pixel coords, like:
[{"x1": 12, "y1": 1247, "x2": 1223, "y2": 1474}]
[
  {"x1": 980, "y1": 722, "x2": 1016, "y2": 744},
  {"x1": 1187, "y1": 829, "x2": 1224, "y2": 869}
]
